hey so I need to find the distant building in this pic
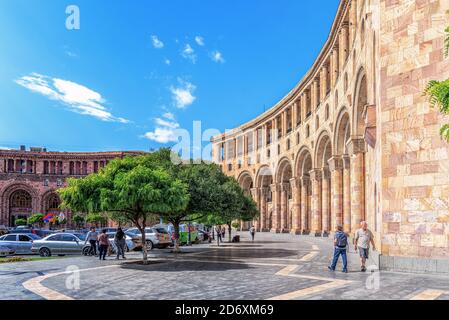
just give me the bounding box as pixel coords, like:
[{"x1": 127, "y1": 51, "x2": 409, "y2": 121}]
[{"x1": 0, "y1": 146, "x2": 144, "y2": 227}]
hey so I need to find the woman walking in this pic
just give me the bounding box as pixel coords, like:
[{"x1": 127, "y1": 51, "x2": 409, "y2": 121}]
[
  {"x1": 114, "y1": 227, "x2": 127, "y2": 260},
  {"x1": 97, "y1": 229, "x2": 109, "y2": 261}
]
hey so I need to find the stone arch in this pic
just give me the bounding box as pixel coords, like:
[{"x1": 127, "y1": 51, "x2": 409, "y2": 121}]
[
  {"x1": 1, "y1": 183, "x2": 39, "y2": 226},
  {"x1": 353, "y1": 67, "x2": 368, "y2": 136},
  {"x1": 295, "y1": 146, "x2": 313, "y2": 178},
  {"x1": 275, "y1": 157, "x2": 293, "y2": 231},
  {"x1": 41, "y1": 190, "x2": 62, "y2": 214},
  {"x1": 315, "y1": 130, "x2": 333, "y2": 169},
  {"x1": 334, "y1": 107, "x2": 352, "y2": 155},
  {"x1": 237, "y1": 171, "x2": 254, "y2": 194}
]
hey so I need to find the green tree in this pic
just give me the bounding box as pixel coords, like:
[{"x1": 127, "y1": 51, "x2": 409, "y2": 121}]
[
  {"x1": 425, "y1": 12, "x2": 449, "y2": 140},
  {"x1": 15, "y1": 218, "x2": 27, "y2": 226},
  {"x1": 72, "y1": 214, "x2": 85, "y2": 229},
  {"x1": 27, "y1": 213, "x2": 44, "y2": 227},
  {"x1": 58, "y1": 155, "x2": 189, "y2": 264},
  {"x1": 85, "y1": 213, "x2": 107, "y2": 227},
  {"x1": 215, "y1": 178, "x2": 259, "y2": 242}
]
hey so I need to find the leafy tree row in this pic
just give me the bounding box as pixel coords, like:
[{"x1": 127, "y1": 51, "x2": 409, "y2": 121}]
[{"x1": 58, "y1": 149, "x2": 259, "y2": 263}]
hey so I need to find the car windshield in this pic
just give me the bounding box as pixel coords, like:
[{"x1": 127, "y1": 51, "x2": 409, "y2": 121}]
[
  {"x1": 155, "y1": 228, "x2": 168, "y2": 234},
  {"x1": 73, "y1": 234, "x2": 86, "y2": 241}
]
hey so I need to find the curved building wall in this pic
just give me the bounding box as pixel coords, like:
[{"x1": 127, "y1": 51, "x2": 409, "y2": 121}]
[{"x1": 212, "y1": 0, "x2": 449, "y2": 274}]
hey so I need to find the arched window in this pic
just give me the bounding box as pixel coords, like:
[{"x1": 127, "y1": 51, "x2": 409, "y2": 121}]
[
  {"x1": 11, "y1": 190, "x2": 32, "y2": 208},
  {"x1": 306, "y1": 125, "x2": 310, "y2": 138},
  {"x1": 286, "y1": 139, "x2": 291, "y2": 150},
  {"x1": 325, "y1": 105, "x2": 330, "y2": 121},
  {"x1": 296, "y1": 133, "x2": 300, "y2": 145},
  {"x1": 48, "y1": 194, "x2": 60, "y2": 210},
  {"x1": 277, "y1": 144, "x2": 281, "y2": 155},
  {"x1": 316, "y1": 115, "x2": 320, "y2": 130}
]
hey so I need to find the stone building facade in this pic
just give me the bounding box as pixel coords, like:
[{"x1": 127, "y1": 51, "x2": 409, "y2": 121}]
[
  {"x1": 211, "y1": 0, "x2": 449, "y2": 273},
  {"x1": 0, "y1": 146, "x2": 143, "y2": 227}
]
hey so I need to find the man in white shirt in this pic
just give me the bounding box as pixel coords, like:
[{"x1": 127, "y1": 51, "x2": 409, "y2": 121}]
[{"x1": 354, "y1": 221, "x2": 376, "y2": 272}]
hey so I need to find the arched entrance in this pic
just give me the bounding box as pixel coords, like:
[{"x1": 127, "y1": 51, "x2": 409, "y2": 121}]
[
  {"x1": 295, "y1": 148, "x2": 313, "y2": 234},
  {"x1": 9, "y1": 190, "x2": 32, "y2": 226},
  {"x1": 276, "y1": 158, "x2": 293, "y2": 233},
  {"x1": 315, "y1": 132, "x2": 333, "y2": 235},
  {"x1": 237, "y1": 172, "x2": 254, "y2": 231},
  {"x1": 256, "y1": 166, "x2": 273, "y2": 231}
]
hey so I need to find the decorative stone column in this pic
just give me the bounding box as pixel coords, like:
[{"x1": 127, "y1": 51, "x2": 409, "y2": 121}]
[
  {"x1": 339, "y1": 23, "x2": 349, "y2": 72},
  {"x1": 312, "y1": 79, "x2": 319, "y2": 110},
  {"x1": 270, "y1": 184, "x2": 281, "y2": 233},
  {"x1": 348, "y1": 138, "x2": 366, "y2": 234},
  {"x1": 290, "y1": 178, "x2": 301, "y2": 234},
  {"x1": 328, "y1": 156, "x2": 343, "y2": 232},
  {"x1": 250, "y1": 187, "x2": 260, "y2": 231},
  {"x1": 280, "y1": 183, "x2": 290, "y2": 233},
  {"x1": 320, "y1": 66, "x2": 328, "y2": 101},
  {"x1": 349, "y1": 1, "x2": 357, "y2": 47},
  {"x1": 342, "y1": 155, "x2": 351, "y2": 233},
  {"x1": 331, "y1": 47, "x2": 339, "y2": 87},
  {"x1": 259, "y1": 187, "x2": 269, "y2": 232},
  {"x1": 321, "y1": 168, "x2": 331, "y2": 237},
  {"x1": 309, "y1": 169, "x2": 322, "y2": 237},
  {"x1": 300, "y1": 176, "x2": 310, "y2": 234}
]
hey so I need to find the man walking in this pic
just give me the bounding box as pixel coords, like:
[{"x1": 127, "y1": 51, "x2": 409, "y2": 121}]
[
  {"x1": 85, "y1": 227, "x2": 98, "y2": 256},
  {"x1": 354, "y1": 221, "x2": 376, "y2": 272},
  {"x1": 249, "y1": 226, "x2": 256, "y2": 242},
  {"x1": 215, "y1": 225, "x2": 222, "y2": 246},
  {"x1": 328, "y1": 225, "x2": 348, "y2": 273},
  {"x1": 114, "y1": 227, "x2": 126, "y2": 260}
]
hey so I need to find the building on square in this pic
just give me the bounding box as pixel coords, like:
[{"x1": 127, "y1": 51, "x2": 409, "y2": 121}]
[
  {"x1": 211, "y1": 0, "x2": 449, "y2": 274},
  {"x1": 0, "y1": 146, "x2": 144, "y2": 227}
]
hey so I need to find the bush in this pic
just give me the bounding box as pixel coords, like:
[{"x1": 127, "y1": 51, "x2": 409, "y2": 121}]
[
  {"x1": 232, "y1": 222, "x2": 240, "y2": 229},
  {"x1": 15, "y1": 218, "x2": 27, "y2": 226},
  {"x1": 27, "y1": 213, "x2": 44, "y2": 226}
]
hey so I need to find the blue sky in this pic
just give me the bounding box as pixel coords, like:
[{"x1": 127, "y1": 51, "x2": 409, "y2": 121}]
[{"x1": 0, "y1": 0, "x2": 339, "y2": 155}]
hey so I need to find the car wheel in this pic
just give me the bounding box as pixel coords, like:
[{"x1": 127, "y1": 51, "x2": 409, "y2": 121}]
[
  {"x1": 39, "y1": 248, "x2": 51, "y2": 257},
  {"x1": 145, "y1": 240, "x2": 154, "y2": 251},
  {"x1": 82, "y1": 247, "x2": 90, "y2": 256}
]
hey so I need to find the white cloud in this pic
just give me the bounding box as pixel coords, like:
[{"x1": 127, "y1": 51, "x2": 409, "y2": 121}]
[
  {"x1": 144, "y1": 127, "x2": 178, "y2": 144},
  {"x1": 154, "y1": 117, "x2": 179, "y2": 129},
  {"x1": 151, "y1": 35, "x2": 164, "y2": 49},
  {"x1": 0, "y1": 146, "x2": 12, "y2": 150},
  {"x1": 15, "y1": 73, "x2": 129, "y2": 123},
  {"x1": 144, "y1": 113, "x2": 180, "y2": 144},
  {"x1": 164, "y1": 58, "x2": 171, "y2": 65},
  {"x1": 65, "y1": 51, "x2": 78, "y2": 58},
  {"x1": 210, "y1": 50, "x2": 225, "y2": 63},
  {"x1": 195, "y1": 36, "x2": 205, "y2": 46},
  {"x1": 163, "y1": 112, "x2": 175, "y2": 120},
  {"x1": 170, "y1": 79, "x2": 196, "y2": 109},
  {"x1": 181, "y1": 44, "x2": 197, "y2": 64}
]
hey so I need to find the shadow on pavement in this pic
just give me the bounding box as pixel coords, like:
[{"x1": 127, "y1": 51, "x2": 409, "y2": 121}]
[{"x1": 119, "y1": 259, "x2": 254, "y2": 272}]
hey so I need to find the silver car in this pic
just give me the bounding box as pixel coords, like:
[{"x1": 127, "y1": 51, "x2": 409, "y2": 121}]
[
  {"x1": 0, "y1": 243, "x2": 15, "y2": 257},
  {"x1": 31, "y1": 233, "x2": 91, "y2": 257},
  {"x1": 0, "y1": 233, "x2": 42, "y2": 255},
  {"x1": 125, "y1": 227, "x2": 171, "y2": 250},
  {"x1": 106, "y1": 232, "x2": 136, "y2": 252}
]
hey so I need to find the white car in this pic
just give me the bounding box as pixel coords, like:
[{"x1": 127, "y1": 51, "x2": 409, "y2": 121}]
[
  {"x1": 125, "y1": 227, "x2": 171, "y2": 250},
  {"x1": 106, "y1": 232, "x2": 136, "y2": 252}
]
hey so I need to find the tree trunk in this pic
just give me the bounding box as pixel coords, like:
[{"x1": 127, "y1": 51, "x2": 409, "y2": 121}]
[
  {"x1": 137, "y1": 222, "x2": 148, "y2": 265},
  {"x1": 173, "y1": 220, "x2": 181, "y2": 253},
  {"x1": 228, "y1": 223, "x2": 232, "y2": 242}
]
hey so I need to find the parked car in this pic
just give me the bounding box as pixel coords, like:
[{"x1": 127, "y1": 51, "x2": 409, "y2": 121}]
[
  {"x1": 105, "y1": 232, "x2": 135, "y2": 253},
  {"x1": 125, "y1": 227, "x2": 171, "y2": 250},
  {"x1": 8, "y1": 227, "x2": 33, "y2": 234},
  {"x1": 0, "y1": 243, "x2": 15, "y2": 257},
  {"x1": 31, "y1": 233, "x2": 91, "y2": 257},
  {"x1": 34, "y1": 229, "x2": 56, "y2": 238},
  {"x1": 0, "y1": 233, "x2": 42, "y2": 255},
  {"x1": 197, "y1": 230, "x2": 210, "y2": 242}
]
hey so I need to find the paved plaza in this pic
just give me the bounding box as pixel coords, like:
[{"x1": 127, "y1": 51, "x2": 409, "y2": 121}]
[{"x1": 1, "y1": 232, "x2": 449, "y2": 300}]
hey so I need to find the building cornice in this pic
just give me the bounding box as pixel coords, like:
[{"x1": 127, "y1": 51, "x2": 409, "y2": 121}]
[{"x1": 212, "y1": 0, "x2": 350, "y2": 142}]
